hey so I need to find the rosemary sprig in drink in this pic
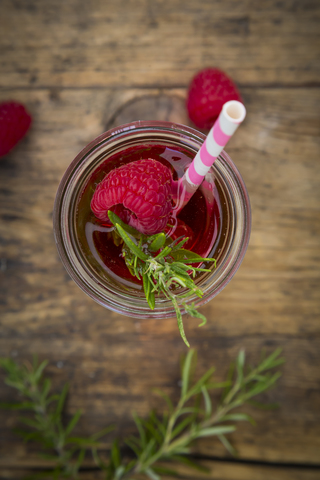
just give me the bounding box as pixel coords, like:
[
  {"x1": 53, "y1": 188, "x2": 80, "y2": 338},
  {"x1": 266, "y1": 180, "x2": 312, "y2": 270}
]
[{"x1": 108, "y1": 211, "x2": 216, "y2": 347}]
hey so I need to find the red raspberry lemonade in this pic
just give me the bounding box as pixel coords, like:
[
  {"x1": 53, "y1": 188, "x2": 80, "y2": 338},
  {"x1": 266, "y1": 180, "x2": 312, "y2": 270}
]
[
  {"x1": 76, "y1": 143, "x2": 223, "y2": 289},
  {"x1": 54, "y1": 121, "x2": 251, "y2": 346}
]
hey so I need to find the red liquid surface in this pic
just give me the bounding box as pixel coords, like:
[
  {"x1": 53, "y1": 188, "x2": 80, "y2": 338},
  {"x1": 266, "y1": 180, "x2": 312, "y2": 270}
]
[{"x1": 76, "y1": 143, "x2": 223, "y2": 288}]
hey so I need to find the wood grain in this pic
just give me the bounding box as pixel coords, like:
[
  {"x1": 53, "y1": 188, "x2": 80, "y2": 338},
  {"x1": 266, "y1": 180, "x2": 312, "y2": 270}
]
[
  {"x1": 0, "y1": 0, "x2": 320, "y2": 477},
  {"x1": 0, "y1": 0, "x2": 319, "y2": 88},
  {"x1": 1, "y1": 462, "x2": 320, "y2": 480},
  {"x1": 0, "y1": 87, "x2": 319, "y2": 470}
]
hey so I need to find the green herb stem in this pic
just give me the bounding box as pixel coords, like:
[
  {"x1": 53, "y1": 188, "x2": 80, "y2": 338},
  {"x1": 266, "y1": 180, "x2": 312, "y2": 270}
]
[
  {"x1": 108, "y1": 211, "x2": 216, "y2": 347},
  {"x1": 1, "y1": 348, "x2": 284, "y2": 480}
]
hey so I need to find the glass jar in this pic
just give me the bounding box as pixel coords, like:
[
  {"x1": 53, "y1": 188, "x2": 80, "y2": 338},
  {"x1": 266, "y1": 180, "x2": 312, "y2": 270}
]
[{"x1": 53, "y1": 121, "x2": 251, "y2": 318}]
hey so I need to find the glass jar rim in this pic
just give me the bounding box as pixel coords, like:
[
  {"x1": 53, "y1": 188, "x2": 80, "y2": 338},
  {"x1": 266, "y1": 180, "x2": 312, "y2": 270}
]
[{"x1": 53, "y1": 121, "x2": 251, "y2": 318}]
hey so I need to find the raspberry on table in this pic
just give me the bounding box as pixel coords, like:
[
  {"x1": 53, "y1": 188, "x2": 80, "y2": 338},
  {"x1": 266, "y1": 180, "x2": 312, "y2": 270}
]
[
  {"x1": 91, "y1": 158, "x2": 173, "y2": 235},
  {"x1": 186, "y1": 68, "x2": 242, "y2": 130},
  {"x1": 0, "y1": 101, "x2": 32, "y2": 157}
]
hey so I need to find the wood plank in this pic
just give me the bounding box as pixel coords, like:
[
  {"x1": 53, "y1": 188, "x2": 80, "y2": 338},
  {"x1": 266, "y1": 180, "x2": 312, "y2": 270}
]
[
  {"x1": 1, "y1": 336, "x2": 319, "y2": 464},
  {"x1": 1, "y1": 462, "x2": 320, "y2": 480},
  {"x1": 0, "y1": 0, "x2": 319, "y2": 88},
  {"x1": 0, "y1": 86, "x2": 320, "y2": 467}
]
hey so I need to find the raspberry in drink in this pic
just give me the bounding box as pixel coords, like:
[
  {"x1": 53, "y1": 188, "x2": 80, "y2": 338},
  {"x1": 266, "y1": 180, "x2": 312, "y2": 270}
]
[
  {"x1": 75, "y1": 143, "x2": 222, "y2": 289},
  {"x1": 53, "y1": 121, "x2": 251, "y2": 343}
]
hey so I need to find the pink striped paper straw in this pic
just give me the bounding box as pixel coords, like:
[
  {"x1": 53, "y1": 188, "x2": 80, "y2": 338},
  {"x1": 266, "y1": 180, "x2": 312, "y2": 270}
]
[
  {"x1": 185, "y1": 100, "x2": 246, "y2": 186},
  {"x1": 173, "y1": 100, "x2": 246, "y2": 212}
]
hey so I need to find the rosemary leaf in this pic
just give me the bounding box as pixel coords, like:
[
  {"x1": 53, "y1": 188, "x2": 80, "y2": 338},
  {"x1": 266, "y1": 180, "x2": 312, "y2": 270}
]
[
  {"x1": 116, "y1": 224, "x2": 149, "y2": 261},
  {"x1": 181, "y1": 349, "x2": 194, "y2": 398},
  {"x1": 172, "y1": 296, "x2": 190, "y2": 348},
  {"x1": 196, "y1": 425, "x2": 236, "y2": 437},
  {"x1": 220, "y1": 413, "x2": 256, "y2": 425},
  {"x1": 153, "y1": 246, "x2": 172, "y2": 261},
  {"x1": 152, "y1": 389, "x2": 174, "y2": 414},
  {"x1": 132, "y1": 412, "x2": 147, "y2": 449},
  {"x1": 201, "y1": 385, "x2": 212, "y2": 418},
  {"x1": 108, "y1": 210, "x2": 140, "y2": 237},
  {"x1": 1, "y1": 347, "x2": 284, "y2": 480},
  {"x1": 149, "y1": 233, "x2": 166, "y2": 252},
  {"x1": 64, "y1": 410, "x2": 82, "y2": 437},
  {"x1": 218, "y1": 434, "x2": 238, "y2": 456}
]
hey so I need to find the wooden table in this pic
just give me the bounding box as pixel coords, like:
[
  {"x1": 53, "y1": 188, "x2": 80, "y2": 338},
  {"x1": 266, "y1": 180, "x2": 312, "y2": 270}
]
[{"x1": 0, "y1": 1, "x2": 319, "y2": 479}]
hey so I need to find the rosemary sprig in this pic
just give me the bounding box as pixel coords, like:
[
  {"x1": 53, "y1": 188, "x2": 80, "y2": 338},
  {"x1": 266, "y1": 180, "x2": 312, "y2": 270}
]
[
  {"x1": 0, "y1": 357, "x2": 113, "y2": 479},
  {"x1": 98, "y1": 347, "x2": 284, "y2": 479},
  {"x1": 108, "y1": 211, "x2": 216, "y2": 347},
  {"x1": 1, "y1": 348, "x2": 284, "y2": 480}
]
